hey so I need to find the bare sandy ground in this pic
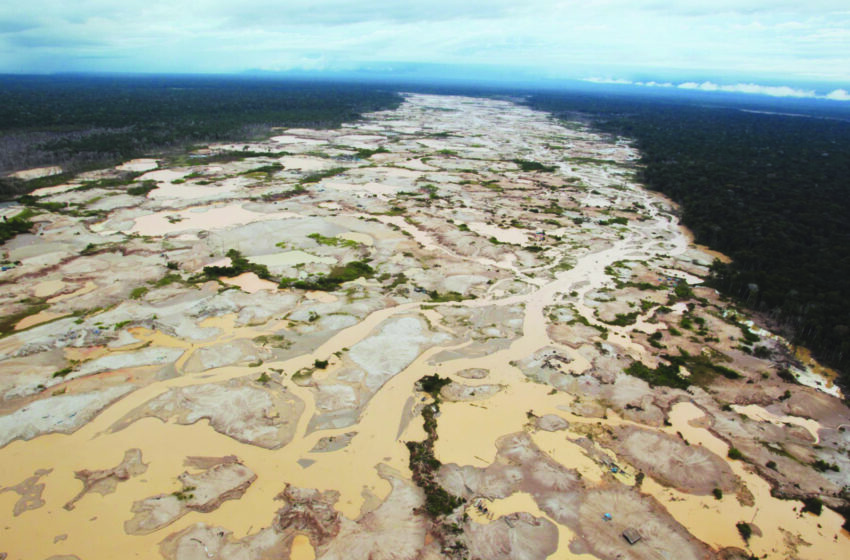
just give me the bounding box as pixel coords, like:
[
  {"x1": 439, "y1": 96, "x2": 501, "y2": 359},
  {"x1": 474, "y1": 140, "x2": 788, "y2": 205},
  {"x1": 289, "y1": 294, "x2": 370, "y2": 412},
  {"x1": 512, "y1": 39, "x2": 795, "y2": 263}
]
[{"x1": 0, "y1": 94, "x2": 848, "y2": 560}]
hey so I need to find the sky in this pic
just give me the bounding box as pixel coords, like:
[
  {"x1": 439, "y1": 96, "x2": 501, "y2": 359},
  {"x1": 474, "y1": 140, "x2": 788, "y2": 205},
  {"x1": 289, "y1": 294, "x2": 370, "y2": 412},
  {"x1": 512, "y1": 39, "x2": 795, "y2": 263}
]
[{"x1": 1, "y1": 1, "x2": 849, "y2": 98}]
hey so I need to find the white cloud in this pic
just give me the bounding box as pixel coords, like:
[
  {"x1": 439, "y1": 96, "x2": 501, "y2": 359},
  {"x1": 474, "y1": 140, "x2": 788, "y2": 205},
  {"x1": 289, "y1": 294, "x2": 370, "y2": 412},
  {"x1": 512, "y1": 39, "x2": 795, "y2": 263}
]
[
  {"x1": 678, "y1": 81, "x2": 817, "y2": 97},
  {"x1": 581, "y1": 78, "x2": 850, "y2": 102},
  {"x1": 825, "y1": 89, "x2": 850, "y2": 101},
  {"x1": 583, "y1": 77, "x2": 634, "y2": 84}
]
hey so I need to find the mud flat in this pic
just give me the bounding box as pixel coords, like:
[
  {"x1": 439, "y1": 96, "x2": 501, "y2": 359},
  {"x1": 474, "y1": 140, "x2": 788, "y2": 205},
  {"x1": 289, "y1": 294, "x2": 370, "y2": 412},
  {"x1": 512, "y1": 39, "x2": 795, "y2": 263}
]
[{"x1": 1, "y1": 94, "x2": 848, "y2": 560}]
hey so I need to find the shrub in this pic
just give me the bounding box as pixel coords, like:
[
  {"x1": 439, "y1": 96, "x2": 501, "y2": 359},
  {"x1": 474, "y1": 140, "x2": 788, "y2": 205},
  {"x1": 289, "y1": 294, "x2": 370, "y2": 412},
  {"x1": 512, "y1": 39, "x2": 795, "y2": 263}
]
[
  {"x1": 129, "y1": 286, "x2": 149, "y2": 300},
  {"x1": 418, "y1": 374, "x2": 451, "y2": 398},
  {"x1": 512, "y1": 159, "x2": 556, "y2": 172},
  {"x1": 200, "y1": 249, "x2": 272, "y2": 281},
  {"x1": 801, "y1": 497, "x2": 823, "y2": 516},
  {"x1": 812, "y1": 459, "x2": 840, "y2": 472},
  {"x1": 736, "y1": 522, "x2": 752, "y2": 542},
  {"x1": 127, "y1": 180, "x2": 158, "y2": 196},
  {"x1": 280, "y1": 260, "x2": 374, "y2": 292}
]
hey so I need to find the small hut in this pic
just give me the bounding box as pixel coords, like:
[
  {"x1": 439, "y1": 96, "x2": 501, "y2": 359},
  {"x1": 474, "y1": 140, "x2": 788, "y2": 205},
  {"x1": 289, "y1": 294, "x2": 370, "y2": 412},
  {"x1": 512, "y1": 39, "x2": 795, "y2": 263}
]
[{"x1": 622, "y1": 528, "x2": 642, "y2": 545}]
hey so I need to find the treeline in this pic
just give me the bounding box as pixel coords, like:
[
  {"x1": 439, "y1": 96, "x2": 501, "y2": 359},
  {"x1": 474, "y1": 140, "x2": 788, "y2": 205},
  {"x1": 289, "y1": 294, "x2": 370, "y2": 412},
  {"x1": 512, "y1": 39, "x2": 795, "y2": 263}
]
[
  {"x1": 0, "y1": 75, "x2": 402, "y2": 197},
  {"x1": 527, "y1": 92, "x2": 850, "y2": 387}
]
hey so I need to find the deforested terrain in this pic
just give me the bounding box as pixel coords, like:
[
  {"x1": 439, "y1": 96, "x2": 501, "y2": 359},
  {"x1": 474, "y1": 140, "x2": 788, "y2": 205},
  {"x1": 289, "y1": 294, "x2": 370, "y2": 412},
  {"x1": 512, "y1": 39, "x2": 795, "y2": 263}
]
[{"x1": 1, "y1": 93, "x2": 848, "y2": 560}]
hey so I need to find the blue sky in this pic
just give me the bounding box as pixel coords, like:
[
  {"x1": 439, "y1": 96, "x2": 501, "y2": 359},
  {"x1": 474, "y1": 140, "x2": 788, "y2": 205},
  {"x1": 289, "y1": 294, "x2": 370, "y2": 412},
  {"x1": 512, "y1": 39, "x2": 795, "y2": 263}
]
[{"x1": 1, "y1": 1, "x2": 848, "y2": 97}]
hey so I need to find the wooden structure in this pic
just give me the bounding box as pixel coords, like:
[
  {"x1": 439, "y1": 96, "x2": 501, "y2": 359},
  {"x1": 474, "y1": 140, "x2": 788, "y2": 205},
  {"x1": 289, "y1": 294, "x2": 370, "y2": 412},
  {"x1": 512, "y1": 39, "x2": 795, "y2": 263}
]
[{"x1": 622, "y1": 528, "x2": 642, "y2": 545}]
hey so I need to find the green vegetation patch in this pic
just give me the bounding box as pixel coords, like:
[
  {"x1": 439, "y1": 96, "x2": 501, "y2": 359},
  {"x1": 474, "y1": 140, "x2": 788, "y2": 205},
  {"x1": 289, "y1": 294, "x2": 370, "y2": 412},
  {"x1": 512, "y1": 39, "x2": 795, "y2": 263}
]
[
  {"x1": 736, "y1": 521, "x2": 752, "y2": 542},
  {"x1": 624, "y1": 359, "x2": 690, "y2": 390},
  {"x1": 307, "y1": 232, "x2": 360, "y2": 248},
  {"x1": 126, "y1": 180, "x2": 158, "y2": 196},
  {"x1": 355, "y1": 147, "x2": 389, "y2": 159},
  {"x1": 301, "y1": 167, "x2": 346, "y2": 184},
  {"x1": 417, "y1": 374, "x2": 451, "y2": 399},
  {"x1": 406, "y1": 374, "x2": 467, "y2": 550},
  {"x1": 601, "y1": 311, "x2": 640, "y2": 326},
  {"x1": 196, "y1": 249, "x2": 272, "y2": 282},
  {"x1": 428, "y1": 290, "x2": 473, "y2": 303},
  {"x1": 279, "y1": 260, "x2": 374, "y2": 292},
  {"x1": 17, "y1": 195, "x2": 67, "y2": 212},
  {"x1": 600, "y1": 216, "x2": 629, "y2": 226},
  {"x1": 129, "y1": 286, "x2": 149, "y2": 300},
  {"x1": 801, "y1": 496, "x2": 823, "y2": 516},
  {"x1": 812, "y1": 459, "x2": 840, "y2": 472},
  {"x1": 172, "y1": 485, "x2": 196, "y2": 501},
  {"x1": 52, "y1": 367, "x2": 73, "y2": 378},
  {"x1": 241, "y1": 162, "x2": 283, "y2": 176},
  {"x1": 624, "y1": 349, "x2": 741, "y2": 389},
  {"x1": 0, "y1": 209, "x2": 36, "y2": 243},
  {"x1": 253, "y1": 334, "x2": 290, "y2": 348},
  {"x1": 0, "y1": 299, "x2": 50, "y2": 336},
  {"x1": 728, "y1": 447, "x2": 744, "y2": 460},
  {"x1": 512, "y1": 159, "x2": 556, "y2": 172}
]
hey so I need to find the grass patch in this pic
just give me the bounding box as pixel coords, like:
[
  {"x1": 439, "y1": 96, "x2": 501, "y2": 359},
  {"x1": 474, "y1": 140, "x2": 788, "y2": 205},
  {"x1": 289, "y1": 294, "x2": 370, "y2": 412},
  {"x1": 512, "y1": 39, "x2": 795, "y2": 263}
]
[
  {"x1": 129, "y1": 286, "x2": 149, "y2": 300},
  {"x1": 307, "y1": 232, "x2": 360, "y2": 248}
]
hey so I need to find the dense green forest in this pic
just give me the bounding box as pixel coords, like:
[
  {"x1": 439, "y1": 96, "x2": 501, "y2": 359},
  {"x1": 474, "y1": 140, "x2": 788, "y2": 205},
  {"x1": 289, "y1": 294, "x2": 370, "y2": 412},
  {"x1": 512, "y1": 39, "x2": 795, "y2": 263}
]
[
  {"x1": 527, "y1": 92, "x2": 850, "y2": 388},
  {"x1": 0, "y1": 75, "x2": 401, "y2": 197}
]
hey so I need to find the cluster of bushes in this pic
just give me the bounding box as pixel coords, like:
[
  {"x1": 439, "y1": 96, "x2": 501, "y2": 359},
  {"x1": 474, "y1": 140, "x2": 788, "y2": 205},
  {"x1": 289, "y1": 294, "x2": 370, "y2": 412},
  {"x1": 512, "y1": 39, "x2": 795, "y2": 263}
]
[
  {"x1": 279, "y1": 260, "x2": 374, "y2": 291},
  {"x1": 512, "y1": 159, "x2": 556, "y2": 172},
  {"x1": 196, "y1": 249, "x2": 272, "y2": 281},
  {"x1": 624, "y1": 350, "x2": 741, "y2": 389}
]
